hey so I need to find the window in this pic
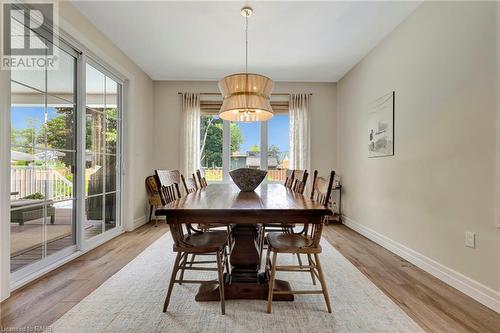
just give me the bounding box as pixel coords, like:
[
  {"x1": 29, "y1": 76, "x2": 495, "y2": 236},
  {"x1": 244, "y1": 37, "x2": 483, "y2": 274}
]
[
  {"x1": 267, "y1": 114, "x2": 290, "y2": 182},
  {"x1": 199, "y1": 101, "x2": 289, "y2": 182},
  {"x1": 231, "y1": 122, "x2": 260, "y2": 170},
  {"x1": 200, "y1": 114, "x2": 223, "y2": 181}
]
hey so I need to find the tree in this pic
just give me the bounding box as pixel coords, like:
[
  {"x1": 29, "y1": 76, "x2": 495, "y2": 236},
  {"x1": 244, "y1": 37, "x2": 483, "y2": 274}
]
[
  {"x1": 268, "y1": 144, "x2": 282, "y2": 162},
  {"x1": 200, "y1": 116, "x2": 243, "y2": 167},
  {"x1": 230, "y1": 123, "x2": 243, "y2": 154},
  {"x1": 11, "y1": 127, "x2": 35, "y2": 154},
  {"x1": 11, "y1": 116, "x2": 39, "y2": 155},
  {"x1": 38, "y1": 107, "x2": 74, "y2": 151},
  {"x1": 250, "y1": 145, "x2": 260, "y2": 153}
]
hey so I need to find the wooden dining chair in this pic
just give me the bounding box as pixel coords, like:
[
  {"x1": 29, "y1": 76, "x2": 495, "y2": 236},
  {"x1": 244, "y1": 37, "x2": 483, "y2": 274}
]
[
  {"x1": 260, "y1": 169, "x2": 309, "y2": 265},
  {"x1": 265, "y1": 170, "x2": 335, "y2": 314},
  {"x1": 291, "y1": 169, "x2": 309, "y2": 194},
  {"x1": 181, "y1": 173, "x2": 198, "y2": 194},
  {"x1": 162, "y1": 182, "x2": 229, "y2": 315},
  {"x1": 284, "y1": 169, "x2": 295, "y2": 189},
  {"x1": 181, "y1": 172, "x2": 227, "y2": 235},
  {"x1": 145, "y1": 175, "x2": 162, "y2": 226},
  {"x1": 155, "y1": 169, "x2": 182, "y2": 205},
  {"x1": 195, "y1": 169, "x2": 208, "y2": 188}
]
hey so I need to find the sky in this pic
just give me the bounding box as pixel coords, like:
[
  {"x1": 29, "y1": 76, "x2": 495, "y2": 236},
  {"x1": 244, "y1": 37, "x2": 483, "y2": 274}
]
[
  {"x1": 236, "y1": 114, "x2": 290, "y2": 154},
  {"x1": 11, "y1": 106, "x2": 58, "y2": 130}
]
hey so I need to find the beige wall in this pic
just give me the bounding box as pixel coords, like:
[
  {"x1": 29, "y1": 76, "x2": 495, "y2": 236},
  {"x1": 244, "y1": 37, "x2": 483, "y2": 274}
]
[
  {"x1": 60, "y1": 3, "x2": 154, "y2": 230},
  {"x1": 497, "y1": 3, "x2": 500, "y2": 221},
  {"x1": 337, "y1": 0, "x2": 499, "y2": 298},
  {"x1": 496, "y1": 1, "x2": 500, "y2": 299},
  {"x1": 153, "y1": 81, "x2": 337, "y2": 177}
]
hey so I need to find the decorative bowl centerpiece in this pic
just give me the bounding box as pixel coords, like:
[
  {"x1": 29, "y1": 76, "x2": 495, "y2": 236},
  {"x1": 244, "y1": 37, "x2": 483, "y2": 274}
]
[{"x1": 229, "y1": 168, "x2": 267, "y2": 192}]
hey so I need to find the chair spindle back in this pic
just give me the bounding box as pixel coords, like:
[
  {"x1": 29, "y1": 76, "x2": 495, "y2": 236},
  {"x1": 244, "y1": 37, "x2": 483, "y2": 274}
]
[
  {"x1": 310, "y1": 170, "x2": 335, "y2": 207},
  {"x1": 196, "y1": 169, "x2": 208, "y2": 188},
  {"x1": 181, "y1": 174, "x2": 198, "y2": 194},
  {"x1": 284, "y1": 170, "x2": 295, "y2": 189},
  {"x1": 161, "y1": 183, "x2": 193, "y2": 247},
  {"x1": 292, "y1": 170, "x2": 309, "y2": 194},
  {"x1": 155, "y1": 169, "x2": 182, "y2": 205},
  {"x1": 302, "y1": 170, "x2": 335, "y2": 247}
]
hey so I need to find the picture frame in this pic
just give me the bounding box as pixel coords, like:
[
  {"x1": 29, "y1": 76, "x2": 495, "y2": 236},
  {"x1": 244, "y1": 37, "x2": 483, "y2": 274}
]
[{"x1": 368, "y1": 91, "x2": 395, "y2": 158}]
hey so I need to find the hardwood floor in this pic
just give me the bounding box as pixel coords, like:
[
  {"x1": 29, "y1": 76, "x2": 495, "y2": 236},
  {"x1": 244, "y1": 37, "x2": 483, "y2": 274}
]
[
  {"x1": 323, "y1": 224, "x2": 500, "y2": 333},
  {"x1": 1, "y1": 222, "x2": 499, "y2": 332},
  {"x1": 0, "y1": 221, "x2": 169, "y2": 329}
]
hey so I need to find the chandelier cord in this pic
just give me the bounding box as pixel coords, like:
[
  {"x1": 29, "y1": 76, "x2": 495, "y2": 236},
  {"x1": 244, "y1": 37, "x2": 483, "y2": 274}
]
[{"x1": 245, "y1": 14, "x2": 248, "y2": 73}]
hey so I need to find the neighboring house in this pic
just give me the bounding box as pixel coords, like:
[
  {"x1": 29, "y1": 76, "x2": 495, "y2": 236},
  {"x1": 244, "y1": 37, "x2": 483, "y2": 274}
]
[
  {"x1": 244, "y1": 151, "x2": 278, "y2": 169},
  {"x1": 230, "y1": 152, "x2": 247, "y2": 170},
  {"x1": 229, "y1": 151, "x2": 283, "y2": 170}
]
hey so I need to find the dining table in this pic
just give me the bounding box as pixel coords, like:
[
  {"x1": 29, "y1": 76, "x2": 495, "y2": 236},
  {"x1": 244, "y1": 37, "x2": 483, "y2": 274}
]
[{"x1": 155, "y1": 183, "x2": 332, "y2": 302}]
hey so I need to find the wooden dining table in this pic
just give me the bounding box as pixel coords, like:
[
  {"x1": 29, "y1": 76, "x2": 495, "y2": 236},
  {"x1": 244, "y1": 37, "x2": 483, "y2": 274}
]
[{"x1": 155, "y1": 183, "x2": 332, "y2": 301}]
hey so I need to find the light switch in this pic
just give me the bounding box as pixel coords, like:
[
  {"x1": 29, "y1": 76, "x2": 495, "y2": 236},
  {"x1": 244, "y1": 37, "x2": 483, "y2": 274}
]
[{"x1": 465, "y1": 231, "x2": 475, "y2": 248}]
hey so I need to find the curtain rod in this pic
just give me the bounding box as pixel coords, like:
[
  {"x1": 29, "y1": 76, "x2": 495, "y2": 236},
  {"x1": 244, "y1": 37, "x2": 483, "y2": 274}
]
[{"x1": 177, "y1": 92, "x2": 312, "y2": 96}]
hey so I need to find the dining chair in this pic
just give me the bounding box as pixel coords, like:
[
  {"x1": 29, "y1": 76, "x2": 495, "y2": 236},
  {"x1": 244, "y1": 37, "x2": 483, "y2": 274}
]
[
  {"x1": 181, "y1": 173, "x2": 198, "y2": 194},
  {"x1": 265, "y1": 170, "x2": 335, "y2": 314},
  {"x1": 259, "y1": 169, "x2": 309, "y2": 266},
  {"x1": 284, "y1": 169, "x2": 295, "y2": 189},
  {"x1": 155, "y1": 169, "x2": 182, "y2": 205},
  {"x1": 291, "y1": 169, "x2": 309, "y2": 194},
  {"x1": 145, "y1": 175, "x2": 162, "y2": 226},
  {"x1": 195, "y1": 169, "x2": 208, "y2": 188},
  {"x1": 162, "y1": 182, "x2": 229, "y2": 315},
  {"x1": 181, "y1": 172, "x2": 229, "y2": 236}
]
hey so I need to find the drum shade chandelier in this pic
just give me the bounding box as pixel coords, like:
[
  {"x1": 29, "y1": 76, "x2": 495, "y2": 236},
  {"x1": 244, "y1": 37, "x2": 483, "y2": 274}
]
[{"x1": 218, "y1": 7, "x2": 274, "y2": 122}]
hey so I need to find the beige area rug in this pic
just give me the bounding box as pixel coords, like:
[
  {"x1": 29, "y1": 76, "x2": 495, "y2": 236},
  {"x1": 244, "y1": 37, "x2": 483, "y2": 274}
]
[
  {"x1": 51, "y1": 233, "x2": 423, "y2": 333},
  {"x1": 10, "y1": 224, "x2": 72, "y2": 256}
]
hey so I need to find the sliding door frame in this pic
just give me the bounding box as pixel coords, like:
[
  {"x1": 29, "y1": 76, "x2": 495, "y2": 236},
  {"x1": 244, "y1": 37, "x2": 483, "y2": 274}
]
[
  {"x1": 3, "y1": 25, "x2": 128, "y2": 292},
  {"x1": 9, "y1": 38, "x2": 80, "y2": 285},
  {"x1": 0, "y1": 60, "x2": 11, "y2": 301},
  {"x1": 79, "y1": 55, "x2": 124, "y2": 251}
]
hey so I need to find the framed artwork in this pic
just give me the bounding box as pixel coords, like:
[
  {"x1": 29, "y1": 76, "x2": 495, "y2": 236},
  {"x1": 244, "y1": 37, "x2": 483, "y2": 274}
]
[{"x1": 368, "y1": 91, "x2": 395, "y2": 158}]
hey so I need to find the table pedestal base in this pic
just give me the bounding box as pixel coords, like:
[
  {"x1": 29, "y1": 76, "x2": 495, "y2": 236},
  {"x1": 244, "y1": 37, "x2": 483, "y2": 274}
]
[{"x1": 195, "y1": 279, "x2": 294, "y2": 301}]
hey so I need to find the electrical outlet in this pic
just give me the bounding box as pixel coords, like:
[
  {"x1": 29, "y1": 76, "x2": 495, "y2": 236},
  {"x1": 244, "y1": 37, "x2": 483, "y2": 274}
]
[{"x1": 465, "y1": 231, "x2": 475, "y2": 248}]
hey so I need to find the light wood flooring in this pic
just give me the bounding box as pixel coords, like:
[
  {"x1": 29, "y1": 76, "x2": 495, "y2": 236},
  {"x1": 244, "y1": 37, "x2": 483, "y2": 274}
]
[{"x1": 1, "y1": 222, "x2": 499, "y2": 332}]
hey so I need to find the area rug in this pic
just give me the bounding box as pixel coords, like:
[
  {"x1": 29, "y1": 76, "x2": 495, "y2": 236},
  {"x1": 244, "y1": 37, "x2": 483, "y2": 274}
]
[{"x1": 51, "y1": 233, "x2": 423, "y2": 333}]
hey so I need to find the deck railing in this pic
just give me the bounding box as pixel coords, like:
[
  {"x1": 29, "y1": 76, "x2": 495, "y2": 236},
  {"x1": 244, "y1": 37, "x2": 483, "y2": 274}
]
[
  {"x1": 10, "y1": 166, "x2": 73, "y2": 202},
  {"x1": 202, "y1": 168, "x2": 288, "y2": 183}
]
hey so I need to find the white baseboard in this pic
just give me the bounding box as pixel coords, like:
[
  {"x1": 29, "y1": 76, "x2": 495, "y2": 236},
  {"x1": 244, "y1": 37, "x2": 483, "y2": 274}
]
[
  {"x1": 342, "y1": 216, "x2": 500, "y2": 314},
  {"x1": 129, "y1": 215, "x2": 148, "y2": 231}
]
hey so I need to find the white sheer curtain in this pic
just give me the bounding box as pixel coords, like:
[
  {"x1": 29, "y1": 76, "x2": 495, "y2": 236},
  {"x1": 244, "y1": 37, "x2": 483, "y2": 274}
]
[
  {"x1": 289, "y1": 93, "x2": 311, "y2": 172},
  {"x1": 181, "y1": 93, "x2": 201, "y2": 177}
]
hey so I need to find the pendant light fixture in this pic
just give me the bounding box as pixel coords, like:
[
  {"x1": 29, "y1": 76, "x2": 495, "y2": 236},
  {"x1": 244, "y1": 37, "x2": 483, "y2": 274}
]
[{"x1": 218, "y1": 7, "x2": 274, "y2": 122}]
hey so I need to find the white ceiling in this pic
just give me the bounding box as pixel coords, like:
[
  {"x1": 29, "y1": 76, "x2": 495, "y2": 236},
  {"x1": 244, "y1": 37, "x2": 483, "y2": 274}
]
[{"x1": 71, "y1": 1, "x2": 421, "y2": 82}]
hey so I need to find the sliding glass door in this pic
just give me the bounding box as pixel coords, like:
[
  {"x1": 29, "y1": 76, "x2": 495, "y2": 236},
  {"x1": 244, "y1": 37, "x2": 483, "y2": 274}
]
[
  {"x1": 83, "y1": 61, "x2": 122, "y2": 242},
  {"x1": 9, "y1": 21, "x2": 123, "y2": 280},
  {"x1": 10, "y1": 42, "x2": 78, "y2": 274}
]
